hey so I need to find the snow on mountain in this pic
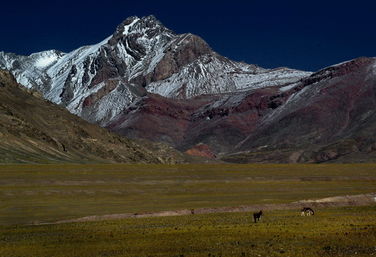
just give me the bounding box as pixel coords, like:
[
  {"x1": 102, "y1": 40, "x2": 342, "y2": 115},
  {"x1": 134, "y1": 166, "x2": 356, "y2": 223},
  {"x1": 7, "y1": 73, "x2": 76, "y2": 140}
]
[
  {"x1": 0, "y1": 15, "x2": 311, "y2": 127},
  {"x1": 0, "y1": 50, "x2": 64, "y2": 90},
  {"x1": 146, "y1": 55, "x2": 309, "y2": 98},
  {"x1": 34, "y1": 51, "x2": 59, "y2": 68}
]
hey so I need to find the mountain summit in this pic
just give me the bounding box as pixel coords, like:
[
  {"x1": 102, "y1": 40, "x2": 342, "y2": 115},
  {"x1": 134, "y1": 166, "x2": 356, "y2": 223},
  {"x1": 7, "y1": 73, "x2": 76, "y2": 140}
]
[{"x1": 0, "y1": 16, "x2": 309, "y2": 127}]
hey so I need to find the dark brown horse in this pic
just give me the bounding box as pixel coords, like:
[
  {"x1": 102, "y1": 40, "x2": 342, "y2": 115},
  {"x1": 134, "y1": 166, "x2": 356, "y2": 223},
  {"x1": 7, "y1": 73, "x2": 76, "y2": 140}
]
[{"x1": 253, "y1": 210, "x2": 263, "y2": 223}]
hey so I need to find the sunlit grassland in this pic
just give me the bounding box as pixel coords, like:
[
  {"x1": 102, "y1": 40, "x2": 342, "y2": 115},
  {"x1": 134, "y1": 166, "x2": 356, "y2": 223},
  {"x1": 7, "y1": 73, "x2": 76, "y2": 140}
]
[
  {"x1": 1, "y1": 206, "x2": 376, "y2": 257},
  {"x1": 0, "y1": 163, "x2": 376, "y2": 225}
]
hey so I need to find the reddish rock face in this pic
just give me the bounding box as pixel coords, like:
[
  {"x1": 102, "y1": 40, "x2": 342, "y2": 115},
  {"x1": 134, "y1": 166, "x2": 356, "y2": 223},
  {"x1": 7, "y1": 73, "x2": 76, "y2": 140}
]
[
  {"x1": 106, "y1": 93, "x2": 212, "y2": 146},
  {"x1": 185, "y1": 144, "x2": 216, "y2": 159},
  {"x1": 106, "y1": 86, "x2": 293, "y2": 154}
]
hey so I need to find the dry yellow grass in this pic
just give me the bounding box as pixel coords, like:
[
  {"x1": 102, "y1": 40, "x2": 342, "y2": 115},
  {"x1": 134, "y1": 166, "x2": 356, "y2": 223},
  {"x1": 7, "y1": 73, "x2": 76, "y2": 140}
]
[{"x1": 1, "y1": 206, "x2": 376, "y2": 257}]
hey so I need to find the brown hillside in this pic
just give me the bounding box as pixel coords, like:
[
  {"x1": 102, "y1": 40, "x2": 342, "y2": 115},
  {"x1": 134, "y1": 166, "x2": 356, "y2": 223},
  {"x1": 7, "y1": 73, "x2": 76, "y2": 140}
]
[{"x1": 0, "y1": 70, "x2": 182, "y2": 163}]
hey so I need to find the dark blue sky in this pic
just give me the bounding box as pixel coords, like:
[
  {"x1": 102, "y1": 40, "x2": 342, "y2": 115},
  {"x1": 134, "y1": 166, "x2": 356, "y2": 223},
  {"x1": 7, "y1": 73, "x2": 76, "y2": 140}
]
[{"x1": 1, "y1": 0, "x2": 375, "y2": 71}]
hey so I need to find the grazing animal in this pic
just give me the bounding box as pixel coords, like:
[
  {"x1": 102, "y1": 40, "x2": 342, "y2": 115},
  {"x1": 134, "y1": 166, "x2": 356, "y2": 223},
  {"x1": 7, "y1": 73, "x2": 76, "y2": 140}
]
[
  {"x1": 253, "y1": 210, "x2": 263, "y2": 223},
  {"x1": 301, "y1": 207, "x2": 314, "y2": 216}
]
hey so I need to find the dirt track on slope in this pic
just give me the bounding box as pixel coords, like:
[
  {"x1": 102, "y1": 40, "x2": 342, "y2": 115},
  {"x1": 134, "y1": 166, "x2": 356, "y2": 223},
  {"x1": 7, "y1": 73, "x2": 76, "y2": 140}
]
[{"x1": 41, "y1": 193, "x2": 376, "y2": 225}]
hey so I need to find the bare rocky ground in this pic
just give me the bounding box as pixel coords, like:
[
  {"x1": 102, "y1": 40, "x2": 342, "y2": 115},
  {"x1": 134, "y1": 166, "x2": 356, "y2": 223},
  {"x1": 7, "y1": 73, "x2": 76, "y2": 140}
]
[{"x1": 44, "y1": 192, "x2": 376, "y2": 225}]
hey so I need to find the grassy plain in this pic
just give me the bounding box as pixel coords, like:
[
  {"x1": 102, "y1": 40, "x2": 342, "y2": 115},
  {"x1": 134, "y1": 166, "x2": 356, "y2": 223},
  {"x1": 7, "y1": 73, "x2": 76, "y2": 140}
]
[
  {"x1": 1, "y1": 206, "x2": 376, "y2": 257},
  {"x1": 0, "y1": 164, "x2": 376, "y2": 225}
]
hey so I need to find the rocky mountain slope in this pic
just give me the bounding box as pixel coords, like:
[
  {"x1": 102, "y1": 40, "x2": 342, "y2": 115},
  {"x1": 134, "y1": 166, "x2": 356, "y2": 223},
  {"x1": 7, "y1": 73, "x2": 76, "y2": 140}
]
[
  {"x1": 106, "y1": 88, "x2": 279, "y2": 154},
  {"x1": 0, "y1": 70, "x2": 184, "y2": 163},
  {"x1": 0, "y1": 15, "x2": 310, "y2": 127},
  {"x1": 224, "y1": 57, "x2": 376, "y2": 163},
  {"x1": 107, "y1": 57, "x2": 376, "y2": 163}
]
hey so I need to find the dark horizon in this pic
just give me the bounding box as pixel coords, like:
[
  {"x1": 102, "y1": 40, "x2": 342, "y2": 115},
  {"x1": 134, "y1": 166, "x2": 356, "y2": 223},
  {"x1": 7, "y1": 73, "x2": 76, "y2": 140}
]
[{"x1": 1, "y1": 0, "x2": 375, "y2": 71}]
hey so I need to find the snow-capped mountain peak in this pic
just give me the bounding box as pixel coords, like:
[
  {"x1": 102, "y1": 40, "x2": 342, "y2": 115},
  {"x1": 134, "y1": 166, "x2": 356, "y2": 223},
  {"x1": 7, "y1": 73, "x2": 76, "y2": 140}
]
[{"x1": 0, "y1": 15, "x2": 311, "y2": 127}]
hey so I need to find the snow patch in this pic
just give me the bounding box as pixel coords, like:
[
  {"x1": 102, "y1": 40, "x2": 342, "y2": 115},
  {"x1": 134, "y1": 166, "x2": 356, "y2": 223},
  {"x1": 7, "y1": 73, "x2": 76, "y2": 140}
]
[
  {"x1": 123, "y1": 18, "x2": 140, "y2": 35},
  {"x1": 279, "y1": 82, "x2": 299, "y2": 92},
  {"x1": 329, "y1": 59, "x2": 353, "y2": 68},
  {"x1": 94, "y1": 84, "x2": 135, "y2": 126},
  {"x1": 44, "y1": 36, "x2": 111, "y2": 104},
  {"x1": 146, "y1": 56, "x2": 311, "y2": 99},
  {"x1": 34, "y1": 54, "x2": 58, "y2": 68},
  {"x1": 372, "y1": 59, "x2": 376, "y2": 75}
]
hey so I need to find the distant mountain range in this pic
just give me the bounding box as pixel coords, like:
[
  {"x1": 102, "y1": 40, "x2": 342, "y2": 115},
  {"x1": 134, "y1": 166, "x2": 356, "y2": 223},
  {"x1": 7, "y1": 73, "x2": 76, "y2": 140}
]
[{"x1": 1, "y1": 15, "x2": 376, "y2": 163}]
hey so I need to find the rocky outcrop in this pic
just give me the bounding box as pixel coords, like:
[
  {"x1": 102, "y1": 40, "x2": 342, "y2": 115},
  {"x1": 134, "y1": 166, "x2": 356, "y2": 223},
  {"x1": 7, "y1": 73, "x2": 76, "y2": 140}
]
[{"x1": 185, "y1": 144, "x2": 216, "y2": 159}]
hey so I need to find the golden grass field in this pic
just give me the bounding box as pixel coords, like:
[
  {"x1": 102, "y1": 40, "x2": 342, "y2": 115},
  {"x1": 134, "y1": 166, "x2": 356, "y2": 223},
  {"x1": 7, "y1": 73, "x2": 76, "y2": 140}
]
[{"x1": 0, "y1": 164, "x2": 375, "y2": 256}]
